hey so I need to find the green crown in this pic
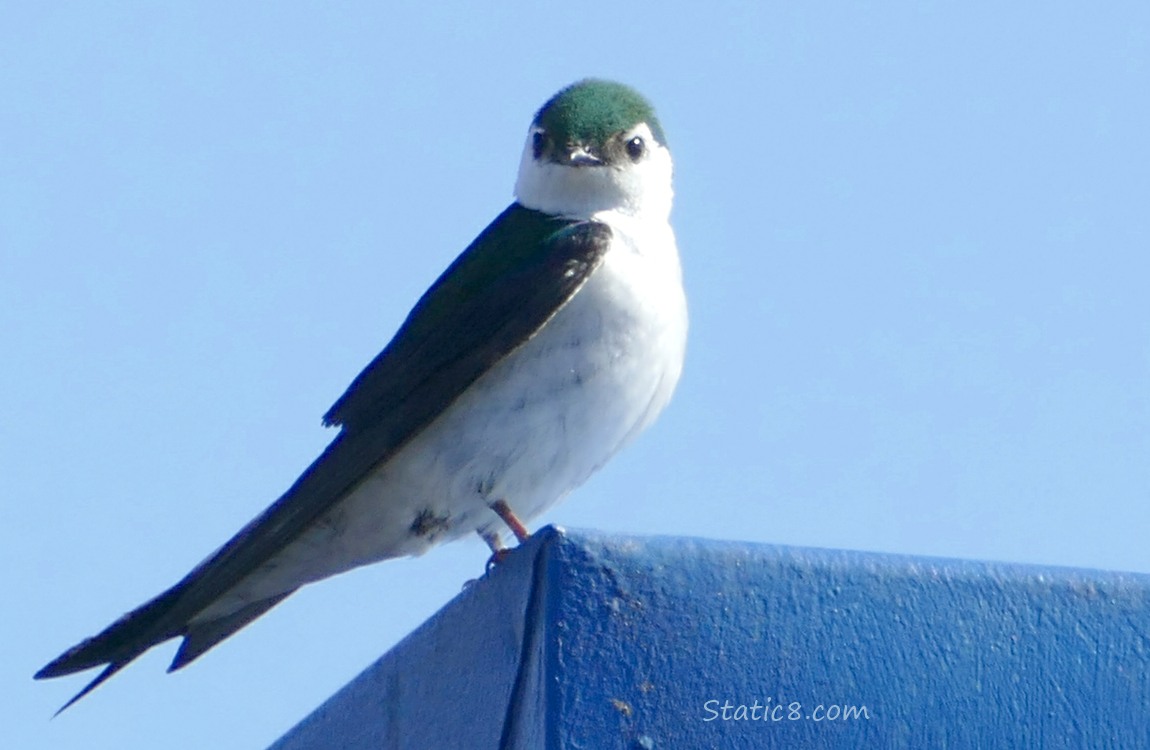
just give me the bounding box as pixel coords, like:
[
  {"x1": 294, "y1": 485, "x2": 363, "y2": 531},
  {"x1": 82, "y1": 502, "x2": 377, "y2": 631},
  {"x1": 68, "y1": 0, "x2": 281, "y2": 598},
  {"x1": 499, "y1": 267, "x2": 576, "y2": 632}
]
[{"x1": 534, "y1": 79, "x2": 666, "y2": 147}]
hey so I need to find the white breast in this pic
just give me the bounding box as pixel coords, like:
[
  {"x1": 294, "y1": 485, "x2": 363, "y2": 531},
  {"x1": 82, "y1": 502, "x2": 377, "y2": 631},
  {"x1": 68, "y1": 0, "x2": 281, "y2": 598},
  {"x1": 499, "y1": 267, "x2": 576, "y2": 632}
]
[
  {"x1": 334, "y1": 209, "x2": 687, "y2": 559},
  {"x1": 193, "y1": 212, "x2": 686, "y2": 620}
]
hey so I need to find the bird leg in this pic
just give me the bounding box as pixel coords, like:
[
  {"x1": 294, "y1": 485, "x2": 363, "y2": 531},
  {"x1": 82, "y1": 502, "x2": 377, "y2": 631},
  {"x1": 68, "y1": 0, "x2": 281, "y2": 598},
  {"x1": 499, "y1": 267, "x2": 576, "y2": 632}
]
[
  {"x1": 480, "y1": 529, "x2": 505, "y2": 555},
  {"x1": 478, "y1": 500, "x2": 530, "y2": 571},
  {"x1": 479, "y1": 530, "x2": 509, "y2": 571},
  {"x1": 489, "y1": 499, "x2": 530, "y2": 543}
]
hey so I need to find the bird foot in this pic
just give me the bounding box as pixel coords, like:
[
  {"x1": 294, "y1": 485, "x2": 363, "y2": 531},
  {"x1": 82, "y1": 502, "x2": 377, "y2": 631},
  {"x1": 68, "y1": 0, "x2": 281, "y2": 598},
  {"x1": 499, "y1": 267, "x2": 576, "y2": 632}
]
[{"x1": 485, "y1": 548, "x2": 511, "y2": 572}]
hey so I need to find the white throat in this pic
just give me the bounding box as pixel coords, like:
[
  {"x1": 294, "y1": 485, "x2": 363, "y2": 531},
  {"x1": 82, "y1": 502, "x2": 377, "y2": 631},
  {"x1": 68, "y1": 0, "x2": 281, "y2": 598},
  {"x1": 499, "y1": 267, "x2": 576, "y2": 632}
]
[{"x1": 513, "y1": 123, "x2": 674, "y2": 221}]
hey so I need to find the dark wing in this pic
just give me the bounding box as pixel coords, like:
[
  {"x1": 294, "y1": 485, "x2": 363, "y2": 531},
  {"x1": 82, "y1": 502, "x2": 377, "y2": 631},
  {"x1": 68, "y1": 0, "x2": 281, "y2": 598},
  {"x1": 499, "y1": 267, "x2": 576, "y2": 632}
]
[
  {"x1": 35, "y1": 204, "x2": 612, "y2": 710},
  {"x1": 324, "y1": 204, "x2": 609, "y2": 432}
]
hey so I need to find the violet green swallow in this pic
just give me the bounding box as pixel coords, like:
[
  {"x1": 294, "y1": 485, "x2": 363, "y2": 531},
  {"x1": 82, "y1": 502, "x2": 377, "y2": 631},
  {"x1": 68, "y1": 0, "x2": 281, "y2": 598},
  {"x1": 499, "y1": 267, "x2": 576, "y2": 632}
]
[{"x1": 36, "y1": 79, "x2": 687, "y2": 711}]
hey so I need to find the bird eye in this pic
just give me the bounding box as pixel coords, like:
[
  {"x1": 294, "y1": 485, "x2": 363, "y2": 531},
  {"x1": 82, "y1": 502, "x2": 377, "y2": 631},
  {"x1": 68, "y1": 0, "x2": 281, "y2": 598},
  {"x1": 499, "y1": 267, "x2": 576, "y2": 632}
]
[
  {"x1": 532, "y1": 131, "x2": 547, "y2": 160},
  {"x1": 625, "y1": 135, "x2": 646, "y2": 162}
]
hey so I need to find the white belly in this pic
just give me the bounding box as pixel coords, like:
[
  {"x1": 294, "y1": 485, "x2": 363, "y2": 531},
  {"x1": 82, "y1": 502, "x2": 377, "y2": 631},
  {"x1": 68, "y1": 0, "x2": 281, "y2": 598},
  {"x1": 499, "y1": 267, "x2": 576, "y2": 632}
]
[{"x1": 197, "y1": 215, "x2": 686, "y2": 617}]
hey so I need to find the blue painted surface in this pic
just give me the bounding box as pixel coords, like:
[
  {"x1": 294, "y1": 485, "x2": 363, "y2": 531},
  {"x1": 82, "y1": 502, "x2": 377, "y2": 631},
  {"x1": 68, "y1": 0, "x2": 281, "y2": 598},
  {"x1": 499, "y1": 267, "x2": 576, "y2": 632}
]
[{"x1": 270, "y1": 527, "x2": 1150, "y2": 749}]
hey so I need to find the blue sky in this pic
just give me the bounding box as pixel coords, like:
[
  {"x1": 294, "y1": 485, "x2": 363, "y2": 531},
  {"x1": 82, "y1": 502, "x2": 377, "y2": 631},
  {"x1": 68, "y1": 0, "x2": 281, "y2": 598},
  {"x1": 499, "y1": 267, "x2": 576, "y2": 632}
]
[{"x1": 4, "y1": 3, "x2": 1148, "y2": 748}]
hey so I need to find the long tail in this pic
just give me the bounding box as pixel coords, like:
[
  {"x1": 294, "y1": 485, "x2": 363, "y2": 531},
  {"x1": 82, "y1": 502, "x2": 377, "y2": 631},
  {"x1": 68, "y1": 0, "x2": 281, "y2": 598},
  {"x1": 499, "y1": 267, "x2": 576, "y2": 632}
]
[{"x1": 35, "y1": 583, "x2": 293, "y2": 714}]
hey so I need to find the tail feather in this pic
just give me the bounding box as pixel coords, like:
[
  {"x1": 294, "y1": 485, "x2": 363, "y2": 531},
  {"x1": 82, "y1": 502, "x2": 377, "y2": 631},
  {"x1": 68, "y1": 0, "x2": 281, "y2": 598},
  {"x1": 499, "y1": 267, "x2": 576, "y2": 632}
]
[
  {"x1": 36, "y1": 590, "x2": 180, "y2": 714},
  {"x1": 169, "y1": 591, "x2": 293, "y2": 672},
  {"x1": 50, "y1": 658, "x2": 138, "y2": 717},
  {"x1": 36, "y1": 581, "x2": 295, "y2": 713},
  {"x1": 35, "y1": 587, "x2": 183, "y2": 681}
]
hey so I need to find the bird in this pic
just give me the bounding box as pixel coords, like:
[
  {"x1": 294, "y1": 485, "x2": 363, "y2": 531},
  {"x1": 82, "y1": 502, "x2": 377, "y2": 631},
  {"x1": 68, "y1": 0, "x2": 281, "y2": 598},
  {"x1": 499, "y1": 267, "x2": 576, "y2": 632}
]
[{"x1": 36, "y1": 78, "x2": 688, "y2": 712}]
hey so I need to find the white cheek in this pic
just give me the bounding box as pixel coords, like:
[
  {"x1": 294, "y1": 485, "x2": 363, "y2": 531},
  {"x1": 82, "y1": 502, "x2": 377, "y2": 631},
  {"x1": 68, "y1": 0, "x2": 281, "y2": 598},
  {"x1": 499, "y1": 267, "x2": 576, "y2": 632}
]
[{"x1": 513, "y1": 135, "x2": 674, "y2": 220}]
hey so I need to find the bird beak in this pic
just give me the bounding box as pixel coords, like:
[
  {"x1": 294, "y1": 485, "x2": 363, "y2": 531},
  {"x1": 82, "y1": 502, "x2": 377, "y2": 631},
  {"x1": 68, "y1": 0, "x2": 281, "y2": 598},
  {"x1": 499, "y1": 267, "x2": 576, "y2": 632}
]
[{"x1": 565, "y1": 145, "x2": 603, "y2": 167}]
